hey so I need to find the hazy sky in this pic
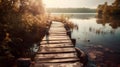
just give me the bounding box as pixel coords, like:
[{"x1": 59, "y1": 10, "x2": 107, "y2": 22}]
[{"x1": 43, "y1": 0, "x2": 115, "y2": 8}]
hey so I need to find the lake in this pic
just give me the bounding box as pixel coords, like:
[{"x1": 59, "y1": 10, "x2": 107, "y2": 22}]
[{"x1": 52, "y1": 13, "x2": 120, "y2": 67}]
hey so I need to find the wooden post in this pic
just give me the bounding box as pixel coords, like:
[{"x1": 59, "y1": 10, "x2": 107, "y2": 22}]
[
  {"x1": 75, "y1": 48, "x2": 88, "y2": 67},
  {"x1": 67, "y1": 31, "x2": 71, "y2": 38},
  {"x1": 17, "y1": 58, "x2": 31, "y2": 67},
  {"x1": 71, "y1": 39, "x2": 76, "y2": 46}
]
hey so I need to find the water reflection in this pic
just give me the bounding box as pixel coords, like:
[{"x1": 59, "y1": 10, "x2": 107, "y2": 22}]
[
  {"x1": 88, "y1": 26, "x2": 115, "y2": 35},
  {"x1": 97, "y1": 17, "x2": 120, "y2": 29},
  {"x1": 69, "y1": 13, "x2": 120, "y2": 67}
]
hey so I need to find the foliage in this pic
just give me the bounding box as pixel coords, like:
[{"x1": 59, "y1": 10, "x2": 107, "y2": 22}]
[
  {"x1": 111, "y1": 8, "x2": 120, "y2": 15},
  {"x1": 97, "y1": 0, "x2": 120, "y2": 17},
  {"x1": 0, "y1": 0, "x2": 46, "y2": 58}
]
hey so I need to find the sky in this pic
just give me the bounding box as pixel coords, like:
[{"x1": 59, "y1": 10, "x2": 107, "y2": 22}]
[{"x1": 43, "y1": 0, "x2": 115, "y2": 8}]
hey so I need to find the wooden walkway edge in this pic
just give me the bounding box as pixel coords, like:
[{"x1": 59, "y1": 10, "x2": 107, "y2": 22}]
[{"x1": 31, "y1": 21, "x2": 83, "y2": 67}]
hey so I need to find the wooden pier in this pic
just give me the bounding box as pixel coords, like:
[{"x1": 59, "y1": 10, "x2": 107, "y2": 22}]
[{"x1": 31, "y1": 21, "x2": 83, "y2": 67}]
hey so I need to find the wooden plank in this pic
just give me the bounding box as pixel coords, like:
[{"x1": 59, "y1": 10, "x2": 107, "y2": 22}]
[
  {"x1": 35, "y1": 53, "x2": 77, "y2": 59},
  {"x1": 35, "y1": 58, "x2": 79, "y2": 63},
  {"x1": 47, "y1": 37, "x2": 69, "y2": 40},
  {"x1": 48, "y1": 36, "x2": 70, "y2": 38},
  {"x1": 42, "y1": 39, "x2": 71, "y2": 41},
  {"x1": 50, "y1": 27, "x2": 65, "y2": 29},
  {"x1": 40, "y1": 42, "x2": 71, "y2": 44},
  {"x1": 49, "y1": 29, "x2": 66, "y2": 31},
  {"x1": 40, "y1": 43, "x2": 74, "y2": 48},
  {"x1": 40, "y1": 43, "x2": 73, "y2": 48},
  {"x1": 49, "y1": 30, "x2": 66, "y2": 32},
  {"x1": 49, "y1": 28, "x2": 66, "y2": 31},
  {"x1": 42, "y1": 37, "x2": 69, "y2": 41},
  {"x1": 33, "y1": 62, "x2": 82, "y2": 67},
  {"x1": 41, "y1": 40, "x2": 71, "y2": 44},
  {"x1": 42, "y1": 36, "x2": 70, "y2": 41},
  {"x1": 49, "y1": 34, "x2": 67, "y2": 36},
  {"x1": 49, "y1": 32, "x2": 66, "y2": 34},
  {"x1": 38, "y1": 47, "x2": 75, "y2": 54}
]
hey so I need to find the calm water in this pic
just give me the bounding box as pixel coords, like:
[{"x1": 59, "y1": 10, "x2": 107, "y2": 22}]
[{"x1": 52, "y1": 13, "x2": 120, "y2": 67}]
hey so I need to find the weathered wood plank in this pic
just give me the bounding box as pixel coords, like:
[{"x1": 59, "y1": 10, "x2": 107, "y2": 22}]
[
  {"x1": 49, "y1": 28, "x2": 66, "y2": 30},
  {"x1": 35, "y1": 58, "x2": 79, "y2": 63},
  {"x1": 35, "y1": 53, "x2": 77, "y2": 59},
  {"x1": 46, "y1": 36, "x2": 70, "y2": 39},
  {"x1": 50, "y1": 34, "x2": 67, "y2": 36},
  {"x1": 41, "y1": 40, "x2": 71, "y2": 44},
  {"x1": 40, "y1": 44, "x2": 74, "y2": 48},
  {"x1": 40, "y1": 44, "x2": 74, "y2": 49},
  {"x1": 43, "y1": 37, "x2": 70, "y2": 40},
  {"x1": 33, "y1": 62, "x2": 82, "y2": 67},
  {"x1": 38, "y1": 47, "x2": 75, "y2": 54}
]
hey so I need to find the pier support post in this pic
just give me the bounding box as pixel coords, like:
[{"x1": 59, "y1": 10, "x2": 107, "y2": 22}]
[
  {"x1": 71, "y1": 39, "x2": 76, "y2": 46},
  {"x1": 67, "y1": 31, "x2": 71, "y2": 38},
  {"x1": 75, "y1": 48, "x2": 88, "y2": 67}
]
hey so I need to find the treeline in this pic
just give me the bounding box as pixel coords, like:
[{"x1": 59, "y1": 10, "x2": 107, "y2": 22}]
[{"x1": 47, "y1": 8, "x2": 96, "y2": 13}]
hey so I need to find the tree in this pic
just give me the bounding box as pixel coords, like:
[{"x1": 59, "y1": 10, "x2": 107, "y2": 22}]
[
  {"x1": 112, "y1": 0, "x2": 120, "y2": 8},
  {"x1": 0, "y1": 0, "x2": 46, "y2": 58}
]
